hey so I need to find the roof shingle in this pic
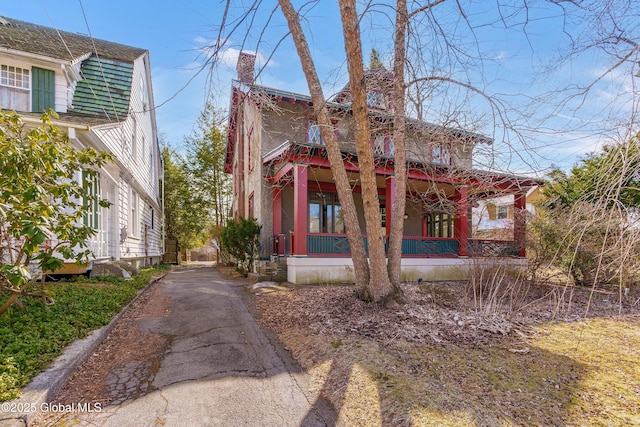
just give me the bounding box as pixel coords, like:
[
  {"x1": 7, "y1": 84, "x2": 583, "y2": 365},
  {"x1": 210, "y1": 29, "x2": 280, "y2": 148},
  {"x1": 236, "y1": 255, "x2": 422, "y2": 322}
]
[{"x1": 0, "y1": 16, "x2": 145, "y2": 63}]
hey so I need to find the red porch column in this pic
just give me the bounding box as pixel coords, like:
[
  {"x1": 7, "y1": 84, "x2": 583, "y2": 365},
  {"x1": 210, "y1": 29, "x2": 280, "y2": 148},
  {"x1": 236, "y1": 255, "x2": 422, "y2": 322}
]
[
  {"x1": 293, "y1": 163, "x2": 308, "y2": 255},
  {"x1": 514, "y1": 192, "x2": 527, "y2": 257},
  {"x1": 272, "y1": 185, "x2": 283, "y2": 254},
  {"x1": 454, "y1": 186, "x2": 469, "y2": 256},
  {"x1": 385, "y1": 175, "x2": 395, "y2": 237}
]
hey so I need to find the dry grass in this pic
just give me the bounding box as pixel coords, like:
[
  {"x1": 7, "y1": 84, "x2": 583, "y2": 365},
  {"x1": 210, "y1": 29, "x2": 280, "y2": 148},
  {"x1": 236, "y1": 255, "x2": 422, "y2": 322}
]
[{"x1": 255, "y1": 281, "x2": 640, "y2": 426}]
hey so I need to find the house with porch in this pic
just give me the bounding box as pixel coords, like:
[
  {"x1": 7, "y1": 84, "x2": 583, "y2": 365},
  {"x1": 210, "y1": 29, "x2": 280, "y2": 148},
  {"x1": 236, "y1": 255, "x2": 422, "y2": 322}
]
[
  {"x1": 0, "y1": 16, "x2": 163, "y2": 271},
  {"x1": 225, "y1": 53, "x2": 541, "y2": 284},
  {"x1": 473, "y1": 186, "x2": 542, "y2": 240}
]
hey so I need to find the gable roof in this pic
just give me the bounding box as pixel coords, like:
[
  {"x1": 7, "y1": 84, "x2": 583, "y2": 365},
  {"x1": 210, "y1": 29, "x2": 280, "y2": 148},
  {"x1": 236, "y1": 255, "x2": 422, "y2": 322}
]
[{"x1": 0, "y1": 17, "x2": 145, "y2": 63}]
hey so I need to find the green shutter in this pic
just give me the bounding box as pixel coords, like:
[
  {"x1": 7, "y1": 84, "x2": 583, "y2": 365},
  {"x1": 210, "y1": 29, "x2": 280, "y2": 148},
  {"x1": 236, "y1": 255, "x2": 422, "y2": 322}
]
[{"x1": 32, "y1": 67, "x2": 55, "y2": 112}]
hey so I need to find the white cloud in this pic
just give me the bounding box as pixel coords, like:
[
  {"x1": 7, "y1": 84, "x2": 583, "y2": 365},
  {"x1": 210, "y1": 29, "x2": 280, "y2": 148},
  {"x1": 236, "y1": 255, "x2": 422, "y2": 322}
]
[
  {"x1": 190, "y1": 37, "x2": 276, "y2": 71},
  {"x1": 494, "y1": 51, "x2": 508, "y2": 61}
]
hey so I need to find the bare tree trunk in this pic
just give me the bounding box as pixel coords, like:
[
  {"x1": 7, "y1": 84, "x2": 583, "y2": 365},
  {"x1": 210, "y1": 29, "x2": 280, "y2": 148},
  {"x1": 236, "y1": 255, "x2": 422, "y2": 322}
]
[
  {"x1": 387, "y1": 0, "x2": 408, "y2": 290},
  {"x1": 278, "y1": 0, "x2": 370, "y2": 289},
  {"x1": 338, "y1": 0, "x2": 394, "y2": 302}
]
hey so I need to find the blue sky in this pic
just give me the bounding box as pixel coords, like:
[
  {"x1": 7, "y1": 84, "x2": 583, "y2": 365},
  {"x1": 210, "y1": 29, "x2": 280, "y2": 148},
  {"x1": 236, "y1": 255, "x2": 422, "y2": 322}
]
[
  {"x1": 2, "y1": 0, "x2": 228, "y2": 147},
  {"x1": 3, "y1": 1, "x2": 637, "y2": 175},
  {"x1": 1, "y1": 0, "x2": 327, "y2": 149}
]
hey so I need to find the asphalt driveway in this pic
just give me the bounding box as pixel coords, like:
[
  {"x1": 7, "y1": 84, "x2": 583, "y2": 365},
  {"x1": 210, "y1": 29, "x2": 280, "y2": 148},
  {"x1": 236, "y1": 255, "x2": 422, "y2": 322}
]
[{"x1": 38, "y1": 263, "x2": 336, "y2": 426}]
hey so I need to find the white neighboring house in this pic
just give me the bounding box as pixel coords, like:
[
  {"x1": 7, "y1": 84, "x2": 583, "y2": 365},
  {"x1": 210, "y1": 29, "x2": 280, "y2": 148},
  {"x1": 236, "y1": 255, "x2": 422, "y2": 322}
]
[
  {"x1": 0, "y1": 16, "x2": 163, "y2": 271},
  {"x1": 472, "y1": 186, "x2": 541, "y2": 240}
]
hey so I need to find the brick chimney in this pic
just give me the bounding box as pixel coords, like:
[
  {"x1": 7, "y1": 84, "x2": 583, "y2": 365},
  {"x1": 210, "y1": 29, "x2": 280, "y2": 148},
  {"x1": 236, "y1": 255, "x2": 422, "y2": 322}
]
[{"x1": 236, "y1": 52, "x2": 256, "y2": 84}]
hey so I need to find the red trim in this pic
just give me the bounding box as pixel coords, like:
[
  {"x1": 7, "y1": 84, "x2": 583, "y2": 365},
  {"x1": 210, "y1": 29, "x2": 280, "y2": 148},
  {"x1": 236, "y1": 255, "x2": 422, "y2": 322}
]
[
  {"x1": 263, "y1": 143, "x2": 542, "y2": 191},
  {"x1": 247, "y1": 124, "x2": 255, "y2": 172},
  {"x1": 267, "y1": 162, "x2": 294, "y2": 184},
  {"x1": 307, "y1": 180, "x2": 385, "y2": 196},
  {"x1": 454, "y1": 186, "x2": 469, "y2": 256},
  {"x1": 273, "y1": 186, "x2": 282, "y2": 236},
  {"x1": 248, "y1": 191, "x2": 255, "y2": 218},
  {"x1": 514, "y1": 193, "x2": 527, "y2": 257},
  {"x1": 293, "y1": 164, "x2": 308, "y2": 255},
  {"x1": 224, "y1": 86, "x2": 241, "y2": 174},
  {"x1": 385, "y1": 176, "x2": 395, "y2": 237},
  {"x1": 262, "y1": 143, "x2": 292, "y2": 164}
]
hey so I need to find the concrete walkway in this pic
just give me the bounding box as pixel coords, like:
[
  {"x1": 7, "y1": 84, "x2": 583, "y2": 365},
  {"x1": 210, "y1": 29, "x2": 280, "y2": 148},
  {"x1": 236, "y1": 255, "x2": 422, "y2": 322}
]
[{"x1": 45, "y1": 263, "x2": 335, "y2": 426}]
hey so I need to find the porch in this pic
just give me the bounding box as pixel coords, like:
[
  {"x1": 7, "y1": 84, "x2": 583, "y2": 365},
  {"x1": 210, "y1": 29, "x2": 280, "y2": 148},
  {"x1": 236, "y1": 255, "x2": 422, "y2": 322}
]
[
  {"x1": 267, "y1": 233, "x2": 522, "y2": 284},
  {"x1": 273, "y1": 233, "x2": 517, "y2": 258},
  {"x1": 261, "y1": 142, "x2": 537, "y2": 284}
]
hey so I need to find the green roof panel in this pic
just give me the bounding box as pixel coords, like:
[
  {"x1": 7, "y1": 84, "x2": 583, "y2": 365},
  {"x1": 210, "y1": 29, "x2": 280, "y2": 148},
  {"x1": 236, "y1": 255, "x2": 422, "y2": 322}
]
[{"x1": 71, "y1": 57, "x2": 133, "y2": 120}]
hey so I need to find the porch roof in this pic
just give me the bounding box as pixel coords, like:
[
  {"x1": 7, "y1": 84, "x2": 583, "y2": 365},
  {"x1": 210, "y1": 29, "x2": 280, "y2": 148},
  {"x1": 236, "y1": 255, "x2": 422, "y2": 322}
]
[{"x1": 262, "y1": 140, "x2": 543, "y2": 193}]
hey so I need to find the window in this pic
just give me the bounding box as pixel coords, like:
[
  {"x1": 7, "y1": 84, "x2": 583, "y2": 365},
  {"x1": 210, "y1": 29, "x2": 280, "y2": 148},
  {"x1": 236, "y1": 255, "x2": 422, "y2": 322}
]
[
  {"x1": 367, "y1": 90, "x2": 389, "y2": 110},
  {"x1": 373, "y1": 132, "x2": 394, "y2": 156},
  {"x1": 307, "y1": 118, "x2": 337, "y2": 145},
  {"x1": 248, "y1": 192, "x2": 255, "y2": 218},
  {"x1": 150, "y1": 207, "x2": 155, "y2": 229},
  {"x1": 82, "y1": 171, "x2": 100, "y2": 229},
  {"x1": 141, "y1": 133, "x2": 146, "y2": 163},
  {"x1": 309, "y1": 192, "x2": 345, "y2": 234},
  {"x1": 373, "y1": 133, "x2": 386, "y2": 155},
  {"x1": 131, "y1": 116, "x2": 138, "y2": 159},
  {"x1": 425, "y1": 212, "x2": 454, "y2": 238},
  {"x1": 497, "y1": 205, "x2": 508, "y2": 220},
  {"x1": 1, "y1": 65, "x2": 29, "y2": 89},
  {"x1": 387, "y1": 139, "x2": 395, "y2": 156},
  {"x1": 431, "y1": 144, "x2": 451, "y2": 165},
  {"x1": 248, "y1": 124, "x2": 254, "y2": 171},
  {"x1": 0, "y1": 64, "x2": 30, "y2": 111},
  {"x1": 140, "y1": 76, "x2": 148, "y2": 111},
  {"x1": 307, "y1": 118, "x2": 323, "y2": 145},
  {"x1": 130, "y1": 189, "x2": 139, "y2": 237}
]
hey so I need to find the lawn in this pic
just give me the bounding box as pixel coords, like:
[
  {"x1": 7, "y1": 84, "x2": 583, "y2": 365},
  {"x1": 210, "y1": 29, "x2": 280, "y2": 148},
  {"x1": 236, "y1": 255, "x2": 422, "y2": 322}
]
[
  {"x1": 0, "y1": 264, "x2": 171, "y2": 401},
  {"x1": 255, "y1": 281, "x2": 640, "y2": 426}
]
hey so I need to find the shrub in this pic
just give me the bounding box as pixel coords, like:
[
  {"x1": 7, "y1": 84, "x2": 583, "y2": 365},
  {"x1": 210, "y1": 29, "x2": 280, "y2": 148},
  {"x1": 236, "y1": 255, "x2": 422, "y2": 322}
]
[{"x1": 220, "y1": 217, "x2": 261, "y2": 276}]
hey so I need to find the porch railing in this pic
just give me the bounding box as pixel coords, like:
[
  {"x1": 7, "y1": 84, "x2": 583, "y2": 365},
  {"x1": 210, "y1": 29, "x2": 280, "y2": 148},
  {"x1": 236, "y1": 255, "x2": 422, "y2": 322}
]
[
  {"x1": 301, "y1": 234, "x2": 518, "y2": 257},
  {"x1": 468, "y1": 239, "x2": 517, "y2": 257},
  {"x1": 306, "y1": 234, "x2": 458, "y2": 256},
  {"x1": 401, "y1": 236, "x2": 458, "y2": 256}
]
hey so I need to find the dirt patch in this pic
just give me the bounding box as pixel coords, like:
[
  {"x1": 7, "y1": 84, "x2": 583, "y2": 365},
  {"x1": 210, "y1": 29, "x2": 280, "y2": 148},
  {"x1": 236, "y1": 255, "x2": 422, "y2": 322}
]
[
  {"x1": 255, "y1": 280, "x2": 640, "y2": 426},
  {"x1": 33, "y1": 280, "x2": 171, "y2": 426}
]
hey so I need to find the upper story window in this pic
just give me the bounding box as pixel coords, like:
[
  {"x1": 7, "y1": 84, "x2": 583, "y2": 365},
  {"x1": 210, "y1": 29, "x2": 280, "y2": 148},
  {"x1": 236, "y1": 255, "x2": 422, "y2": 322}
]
[
  {"x1": 132, "y1": 115, "x2": 138, "y2": 159},
  {"x1": 307, "y1": 118, "x2": 323, "y2": 145},
  {"x1": 0, "y1": 65, "x2": 55, "y2": 112},
  {"x1": 367, "y1": 90, "x2": 389, "y2": 110},
  {"x1": 140, "y1": 77, "x2": 148, "y2": 111},
  {"x1": 1, "y1": 65, "x2": 29, "y2": 89},
  {"x1": 497, "y1": 205, "x2": 509, "y2": 220},
  {"x1": 248, "y1": 192, "x2": 255, "y2": 218},
  {"x1": 0, "y1": 65, "x2": 30, "y2": 111},
  {"x1": 307, "y1": 118, "x2": 338, "y2": 145},
  {"x1": 431, "y1": 144, "x2": 452, "y2": 165},
  {"x1": 373, "y1": 133, "x2": 385, "y2": 155},
  {"x1": 373, "y1": 132, "x2": 394, "y2": 156}
]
